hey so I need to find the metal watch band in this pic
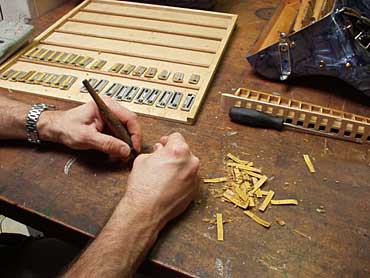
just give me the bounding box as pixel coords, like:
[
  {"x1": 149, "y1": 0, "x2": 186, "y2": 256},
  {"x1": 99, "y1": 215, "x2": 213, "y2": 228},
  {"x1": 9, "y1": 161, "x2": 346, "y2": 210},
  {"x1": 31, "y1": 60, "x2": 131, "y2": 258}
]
[{"x1": 26, "y1": 103, "x2": 55, "y2": 144}]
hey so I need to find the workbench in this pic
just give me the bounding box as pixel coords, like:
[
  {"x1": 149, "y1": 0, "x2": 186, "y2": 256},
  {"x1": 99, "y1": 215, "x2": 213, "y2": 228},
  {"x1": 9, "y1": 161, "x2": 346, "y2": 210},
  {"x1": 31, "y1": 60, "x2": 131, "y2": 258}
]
[{"x1": 0, "y1": 1, "x2": 369, "y2": 277}]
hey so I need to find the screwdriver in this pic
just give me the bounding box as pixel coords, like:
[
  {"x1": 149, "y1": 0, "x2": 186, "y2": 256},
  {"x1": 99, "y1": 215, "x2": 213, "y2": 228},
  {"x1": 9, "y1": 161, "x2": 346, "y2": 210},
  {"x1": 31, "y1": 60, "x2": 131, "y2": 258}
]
[{"x1": 229, "y1": 107, "x2": 325, "y2": 135}]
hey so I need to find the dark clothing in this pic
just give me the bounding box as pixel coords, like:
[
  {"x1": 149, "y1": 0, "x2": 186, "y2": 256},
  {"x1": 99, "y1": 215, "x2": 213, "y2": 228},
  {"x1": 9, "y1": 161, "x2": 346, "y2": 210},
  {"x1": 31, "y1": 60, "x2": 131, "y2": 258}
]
[{"x1": 0, "y1": 234, "x2": 80, "y2": 278}]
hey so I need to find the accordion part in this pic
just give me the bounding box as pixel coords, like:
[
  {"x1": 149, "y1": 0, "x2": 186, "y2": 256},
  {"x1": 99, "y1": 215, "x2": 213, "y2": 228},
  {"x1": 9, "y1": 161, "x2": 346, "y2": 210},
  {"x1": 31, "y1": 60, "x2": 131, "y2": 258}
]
[{"x1": 247, "y1": 0, "x2": 370, "y2": 97}]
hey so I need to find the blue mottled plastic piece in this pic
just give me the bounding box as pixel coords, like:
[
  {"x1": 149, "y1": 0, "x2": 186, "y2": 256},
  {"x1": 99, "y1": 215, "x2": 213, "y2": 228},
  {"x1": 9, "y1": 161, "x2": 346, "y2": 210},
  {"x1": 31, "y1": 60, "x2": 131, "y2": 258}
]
[{"x1": 247, "y1": 0, "x2": 370, "y2": 97}]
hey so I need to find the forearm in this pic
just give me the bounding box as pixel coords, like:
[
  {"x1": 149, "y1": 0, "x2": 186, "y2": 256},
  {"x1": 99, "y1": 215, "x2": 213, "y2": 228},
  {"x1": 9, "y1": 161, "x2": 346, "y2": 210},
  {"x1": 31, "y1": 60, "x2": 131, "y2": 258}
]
[
  {"x1": 64, "y1": 197, "x2": 162, "y2": 278},
  {"x1": 0, "y1": 95, "x2": 59, "y2": 142},
  {"x1": 0, "y1": 95, "x2": 29, "y2": 140}
]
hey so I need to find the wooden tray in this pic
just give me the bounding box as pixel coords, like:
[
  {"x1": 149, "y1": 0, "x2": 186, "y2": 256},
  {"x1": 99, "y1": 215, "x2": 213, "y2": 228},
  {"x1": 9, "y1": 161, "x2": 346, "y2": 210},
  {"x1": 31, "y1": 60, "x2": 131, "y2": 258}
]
[{"x1": 0, "y1": 0, "x2": 237, "y2": 124}]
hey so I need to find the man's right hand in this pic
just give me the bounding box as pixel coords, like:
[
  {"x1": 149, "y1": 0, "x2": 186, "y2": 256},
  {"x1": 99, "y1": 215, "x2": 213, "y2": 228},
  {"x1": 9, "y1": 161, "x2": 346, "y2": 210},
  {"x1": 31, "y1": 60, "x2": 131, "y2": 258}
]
[
  {"x1": 65, "y1": 133, "x2": 199, "y2": 277},
  {"x1": 123, "y1": 132, "x2": 200, "y2": 229}
]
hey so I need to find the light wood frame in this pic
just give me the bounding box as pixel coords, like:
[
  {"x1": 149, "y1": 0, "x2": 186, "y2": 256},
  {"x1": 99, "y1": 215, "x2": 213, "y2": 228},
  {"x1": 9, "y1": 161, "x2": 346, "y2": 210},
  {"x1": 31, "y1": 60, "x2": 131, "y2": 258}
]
[
  {"x1": 0, "y1": 0, "x2": 238, "y2": 124},
  {"x1": 221, "y1": 88, "x2": 370, "y2": 144}
]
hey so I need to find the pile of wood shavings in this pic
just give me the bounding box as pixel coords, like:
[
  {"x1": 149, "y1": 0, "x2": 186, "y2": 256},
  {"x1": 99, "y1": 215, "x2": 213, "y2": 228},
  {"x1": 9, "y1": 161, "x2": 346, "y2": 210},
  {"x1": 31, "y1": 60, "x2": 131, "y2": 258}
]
[{"x1": 204, "y1": 153, "x2": 298, "y2": 230}]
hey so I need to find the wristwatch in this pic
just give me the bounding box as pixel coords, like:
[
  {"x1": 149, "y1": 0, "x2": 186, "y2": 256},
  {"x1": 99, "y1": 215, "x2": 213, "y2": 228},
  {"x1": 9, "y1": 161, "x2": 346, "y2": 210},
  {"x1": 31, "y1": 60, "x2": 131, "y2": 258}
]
[{"x1": 26, "y1": 103, "x2": 55, "y2": 144}]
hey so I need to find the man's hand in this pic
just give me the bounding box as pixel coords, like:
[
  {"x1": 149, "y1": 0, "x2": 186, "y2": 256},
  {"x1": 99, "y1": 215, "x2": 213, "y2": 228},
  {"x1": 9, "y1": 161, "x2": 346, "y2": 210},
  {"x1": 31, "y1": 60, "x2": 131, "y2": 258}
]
[
  {"x1": 37, "y1": 97, "x2": 142, "y2": 159},
  {"x1": 122, "y1": 132, "x2": 200, "y2": 228},
  {"x1": 65, "y1": 133, "x2": 200, "y2": 277}
]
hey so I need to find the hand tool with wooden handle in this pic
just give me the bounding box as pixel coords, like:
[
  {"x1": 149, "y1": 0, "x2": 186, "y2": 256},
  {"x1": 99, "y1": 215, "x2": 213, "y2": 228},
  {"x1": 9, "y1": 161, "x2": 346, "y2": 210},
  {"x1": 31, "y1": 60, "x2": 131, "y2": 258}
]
[{"x1": 83, "y1": 79, "x2": 138, "y2": 159}]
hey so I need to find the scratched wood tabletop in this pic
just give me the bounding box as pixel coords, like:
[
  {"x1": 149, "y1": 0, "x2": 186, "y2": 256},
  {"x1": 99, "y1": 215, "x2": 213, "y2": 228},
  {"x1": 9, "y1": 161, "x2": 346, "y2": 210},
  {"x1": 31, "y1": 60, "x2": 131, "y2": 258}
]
[{"x1": 0, "y1": 1, "x2": 369, "y2": 277}]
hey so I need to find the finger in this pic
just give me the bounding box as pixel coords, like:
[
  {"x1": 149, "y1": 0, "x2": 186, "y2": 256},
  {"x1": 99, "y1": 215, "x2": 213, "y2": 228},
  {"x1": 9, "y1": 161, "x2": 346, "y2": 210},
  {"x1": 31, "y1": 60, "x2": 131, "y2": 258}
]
[
  {"x1": 164, "y1": 133, "x2": 192, "y2": 158},
  {"x1": 166, "y1": 132, "x2": 186, "y2": 146},
  {"x1": 159, "y1": 136, "x2": 168, "y2": 146},
  {"x1": 127, "y1": 119, "x2": 142, "y2": 153},
  {"x1": 101, "y1": 96, "x2": 142, "y2": 152},
  {"x1": 102, "y1": 96, "x2": 138, "y2": 126},
  {"x1": 87, "y1": 132, "x2": 131, "y2": 158},
  {"x1": 193, "y1": 155, "x2": 200, "y2": 170},
  {"x1": 153, "y1": 143, "x2": 164, "y2": 152}
]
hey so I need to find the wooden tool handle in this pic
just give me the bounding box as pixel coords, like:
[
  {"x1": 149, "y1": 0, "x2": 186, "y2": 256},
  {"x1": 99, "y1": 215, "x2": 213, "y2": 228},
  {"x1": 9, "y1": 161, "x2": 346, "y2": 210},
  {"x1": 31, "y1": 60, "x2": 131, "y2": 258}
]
[{"x1": 83, "y1": 79, "x2": 133, "y2": 148}]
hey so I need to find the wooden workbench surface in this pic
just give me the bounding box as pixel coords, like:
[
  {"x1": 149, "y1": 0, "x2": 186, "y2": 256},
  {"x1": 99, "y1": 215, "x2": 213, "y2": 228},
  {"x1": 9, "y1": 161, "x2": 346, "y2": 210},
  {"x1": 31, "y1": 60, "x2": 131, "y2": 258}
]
[{"x1": 0, "y1": 1, "x2": 369, "y2": 277}]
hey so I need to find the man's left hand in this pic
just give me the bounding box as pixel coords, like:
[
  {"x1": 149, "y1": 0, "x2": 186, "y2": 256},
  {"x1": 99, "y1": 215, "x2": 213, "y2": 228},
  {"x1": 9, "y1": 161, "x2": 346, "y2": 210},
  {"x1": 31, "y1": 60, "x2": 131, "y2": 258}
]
[{"x1": 37, "y1": 97, "x2": 142, "y2": 159}]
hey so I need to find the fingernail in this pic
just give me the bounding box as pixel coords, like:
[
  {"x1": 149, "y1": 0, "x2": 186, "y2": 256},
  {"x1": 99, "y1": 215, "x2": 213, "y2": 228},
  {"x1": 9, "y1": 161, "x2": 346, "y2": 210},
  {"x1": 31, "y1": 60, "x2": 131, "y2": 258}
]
[{"x1": 120, "y1": 145, "x2": 130, "y2": 157}]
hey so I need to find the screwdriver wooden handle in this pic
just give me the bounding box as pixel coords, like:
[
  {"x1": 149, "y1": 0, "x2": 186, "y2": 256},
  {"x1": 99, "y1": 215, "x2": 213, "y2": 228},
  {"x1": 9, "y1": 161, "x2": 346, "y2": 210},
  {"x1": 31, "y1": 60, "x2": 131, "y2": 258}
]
[
  {"x1": 229, "y1": 107, "x2": 284, "y2": 131},
  {"x1": 83, "y1": 79, "x2": 134, "y2": 148}
]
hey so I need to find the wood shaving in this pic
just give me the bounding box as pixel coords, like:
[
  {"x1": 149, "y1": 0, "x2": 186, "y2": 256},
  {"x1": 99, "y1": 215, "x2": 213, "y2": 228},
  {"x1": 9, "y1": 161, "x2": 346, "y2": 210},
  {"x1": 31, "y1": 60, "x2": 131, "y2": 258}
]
[
  {"x1": 203, "y1": 153, "x2": 299, "y2": 231},
  {"x1": 246, "y1": 171, "x2": 264, "y2": 179},
  {"x1": 275, "y1": 218, "x2": 286, "y2": 226},
  {"x1": 226, "y1": 162, "x2": 262, "y2": 173},
  {"x1": 202, "y1": 218, "x2": 233, "y2": 225},
  {"x1": 235, "y1": 185, "x2": 249, "y2": 202},
  {"x1": 239, "y1": 183, "x2": 247, "y2": 194},
  {"x1": 223, "y1": 190, "x2": 248, "y2": 209},
  {"x1": 250, "y1": 175, "x2": 268, "y2": 194},
  {"x1": 216, "y1": 213, "x2": 224, "y2": 241},
  {"x1": 203, "y1": 177, "x2": 228, "y2": 183},
  {"x1": 303, "y1": 154, "x2": 315, "y2": 173},
  {"x1": 255, "y1": 189, "x2": 263, "y2": 198},
  {"x1": 226, "y1": 153, "x2": 249, "y2": 164},
  {"x1": 202, "y1": 218, "x2": 212, "y2": 222},
  {"x1": 244, "y1": 211, "x2": 271, "y2": 228},
  {"x1": 259, "y1": 190, "x2": 275, "y2": 212},
  {"x1": 271, "y1": 199, "x2": 298, "y2": 205},
  {"x1": 242, "y1": 182, "x2": 252, "y2": 190},
  {"x1": 294, "y1": 229, "x2": 312, "y2": 240},
  {"x1": 251, "y1": 177, "x2": 258, "y2": 186}
]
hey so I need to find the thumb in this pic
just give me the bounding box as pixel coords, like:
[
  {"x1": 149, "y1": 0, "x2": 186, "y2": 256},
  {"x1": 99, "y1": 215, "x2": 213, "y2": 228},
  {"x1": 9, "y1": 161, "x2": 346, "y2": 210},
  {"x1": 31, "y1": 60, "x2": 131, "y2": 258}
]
[{"x1": 90, "y1": 133, "x2": 131, "y2": 158}]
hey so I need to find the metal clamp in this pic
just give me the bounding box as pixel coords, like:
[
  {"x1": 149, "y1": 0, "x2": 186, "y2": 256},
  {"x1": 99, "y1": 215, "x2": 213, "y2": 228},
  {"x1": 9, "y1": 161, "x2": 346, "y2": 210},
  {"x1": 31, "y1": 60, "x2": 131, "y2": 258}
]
[{"x1": 278, "y1": 32, "x2": 292, "y2": 81}]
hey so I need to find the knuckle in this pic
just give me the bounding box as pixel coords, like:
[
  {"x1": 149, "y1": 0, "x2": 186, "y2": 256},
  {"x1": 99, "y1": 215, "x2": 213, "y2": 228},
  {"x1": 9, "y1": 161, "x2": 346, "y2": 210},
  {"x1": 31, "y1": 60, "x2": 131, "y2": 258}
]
[
  {"x1": 133, "y1": 154, "x2": 147, "y2": 164},
  {"x1": 181, "y1": 143, "x2": 190, "y2": 153},
  {"x1": 130, "y1": 112, "x2": 138, "y2": 120},
  {"x1": 172, "y1": 132, "x2": 184, "y2": 140},
  {"x1": 78, "y1": 132, "x2": 90, "y2": 143},
  {"x1": 192, "y1": 156, "x2": 200, "y2": 168},
  {"x1": 189, "y1": 157, "x2": 200, "y2": 174},
  {"x1": 170, "y1": 142, "x2": 190, "y2": 156},
  {"x1": 102, "y1": 139, "x2": 116, "y2": 153}
]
